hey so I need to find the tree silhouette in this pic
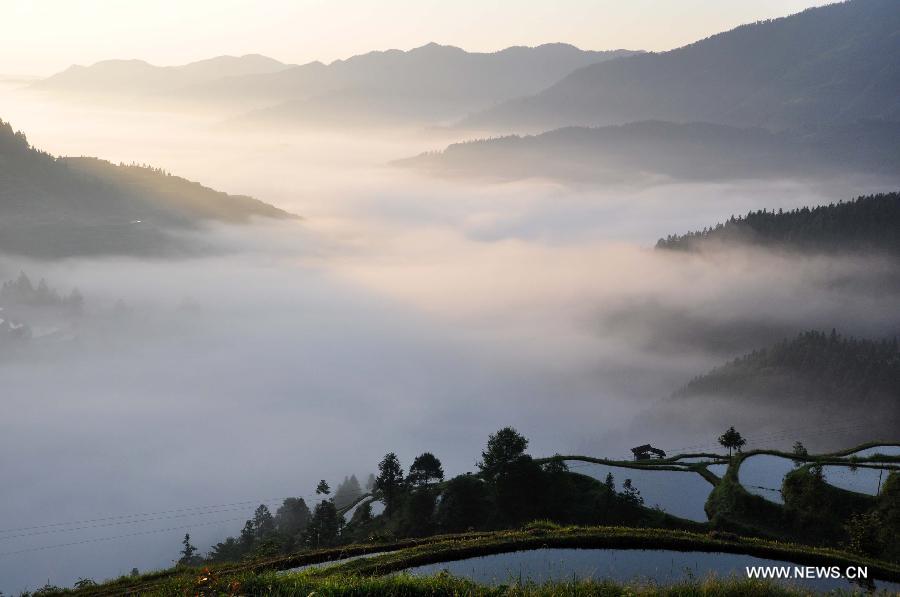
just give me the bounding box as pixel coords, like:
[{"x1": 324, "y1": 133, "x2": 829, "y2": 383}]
[
  {"x1": 178, "y1": 533, "x2": 199, "y2": 566},
  {"x1": 792, "y1": 441, "x2": 808, "y2": 467},
  {"x1": 252, "y1": 504, "x2": 276, "y2": 539},
  {"x1": 334, "y1": 475, "x2": 362, "y2": 509},
  {"x1": 374, "y1": 453, "x2": 404, "y2": 517},
  {"x1": 620, "y1": 479, "x2": 644, "y2": 506},
  {"x1": 478, "y1": 427, "x2": 528, "y2": 480},
  {"x1": 274, "y1": 497, "x2": 311, "y2": 538},
  {"x1": 718, "y1": 426, "x2": 746, "y2": 457},
  {"x1": 315, "y1": 480, "x2": 330, "y2": 495},
  {"x1": 304, "y1": 500, "x2": 340, "y2": 548},
  {"x1": 407, "y1": 452, "x2": 444, "y2": 486}
]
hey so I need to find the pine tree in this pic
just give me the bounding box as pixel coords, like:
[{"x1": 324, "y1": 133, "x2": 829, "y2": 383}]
[
  {"x1": 178, "y1": 533, "x2": 199, "y2": 566},
  {"x1": 374, "y1": 453, "x2": 404, "y2": 517}
]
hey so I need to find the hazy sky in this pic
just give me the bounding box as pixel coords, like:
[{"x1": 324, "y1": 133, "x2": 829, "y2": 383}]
[{"x1": 3, "y1": 0, "x2": 834, "y2": 76}]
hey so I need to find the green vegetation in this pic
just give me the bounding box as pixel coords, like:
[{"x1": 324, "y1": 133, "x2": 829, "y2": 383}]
[
  {"x1": 656, "y1": 193, "x2": 900, "y2": 254},
  {"x1": 672, "y1": 330, "x2": 900, "y2": 424},
  {"x1": 704, "y1": 447, "x2": 898, "y2": 561},
  {"x1": 203, "y1": 428, "x2": 701, "y2": 565},
  {"x1": 169, "y1": 574, "x2": 834, "y2": 597},
  {"x1": 47, "y1": 524, "x2": 900, "y2": 595},
  {"x1": 717, "y1": 427, "x2": 746, "y2": 457},
  {"x1": 0, "y1": 118, "x2": 294, "y2": 258}
]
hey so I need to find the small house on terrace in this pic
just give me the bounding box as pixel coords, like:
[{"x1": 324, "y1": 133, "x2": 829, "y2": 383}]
[{"x1": 631, "y1": 444, "x2": 666, "y2": 461}]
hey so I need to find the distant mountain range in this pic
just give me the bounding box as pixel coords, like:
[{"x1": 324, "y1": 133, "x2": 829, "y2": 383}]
[
  {"x1": 32, "y1": 54, "x2": 290, "y2": 97},
  {"x1": 32, "y1": 44, "x2": 641, "y2": 126},
  {"x1": 464, "y1": 0, "x2": 900, "y2": 132},
  {"x1": 224, "y1": 44, "x2": 640, "y2": 127},
  {"x1": 0, "y1": 119, "x2": 294, "y2": 258},
  {"x1": 396, "y1": 120, "x2": 900, "y2": 183},
  {"x1": 656, "y1": 193, "x2": 900, "y2": 254},
  {"x1": 31, "y1": 0, "x2": 900, "y2": 133}
]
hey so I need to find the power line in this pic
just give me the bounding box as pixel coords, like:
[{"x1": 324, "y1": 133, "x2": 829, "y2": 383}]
[
  {"x1": 0, "y1": 498, "x2": 287, "y2": 536},
  {"x1": 0, "y1": 502, "x2": 283, "y2": 543},
  {"x1": 0, "y1": 489, "x2": 369, "y2": 537},
  {"x1": 0, "y1": 516, "x2": 249, "y2": 558},
  {"x1": 0, "y1": 490, "x2": 371, "y2": 553}
]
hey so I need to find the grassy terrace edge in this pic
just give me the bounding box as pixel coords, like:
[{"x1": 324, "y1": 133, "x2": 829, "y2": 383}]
[
  {"x1": 71, "y1": 524, "x2": 900, "y2": 595},
  {"x1": 171, "y1": 573, "x2": 885, "y2": 596},
  {"x1": 327, "y1": 525, "x2": 900, "y2": 581}
]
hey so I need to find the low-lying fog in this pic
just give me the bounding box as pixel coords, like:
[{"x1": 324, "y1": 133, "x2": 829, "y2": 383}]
[{"x1": 0, "y1": 83, "x2": 897, "y2": 592}]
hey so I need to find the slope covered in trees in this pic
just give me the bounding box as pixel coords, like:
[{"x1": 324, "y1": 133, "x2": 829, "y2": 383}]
[
  {"x1": 673, "y1": 330, "x2": 900, "y2": 417},
  {"x1": 465, "y1": 0, "x2": 900, "y2": 132},
  {"x1": 398, "y1": 120, "x2": 900, "y2": 183},
  {"x1": 0, "y1": 119, "x2": 294, "y2": 258},
  {"x1": 656, "y1": 193, "x2": 900, "y2": 254},
  {"x1": 203, "y1": 428, "x2": 692, "y2": 563}
]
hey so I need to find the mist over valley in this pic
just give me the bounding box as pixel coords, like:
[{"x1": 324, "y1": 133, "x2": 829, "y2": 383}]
[{"x1": 0, "y1": 1, "x2": 898, "y2": 593}]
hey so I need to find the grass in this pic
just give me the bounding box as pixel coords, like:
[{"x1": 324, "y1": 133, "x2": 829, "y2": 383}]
[
  {"x1": 62, "y1": 524, "x2": 900, "y2": 596},
  {"x1": 170, "y1": 571, "x2": 884, "y2": 596},
  {"x1": 328, "y1": 525, "x2": 900, "y2": 581}
]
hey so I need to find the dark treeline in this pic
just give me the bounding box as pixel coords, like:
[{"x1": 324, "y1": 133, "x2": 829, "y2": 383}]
[
  {"x1": 1, "y1": 272, "x2": 83, "y2": 314},
  {"x1": 673, "y1": 330, "x2": 900, "y2": 416},
  {"x1": 0, "y1": 272, "x2": 85, "y2": 352},
  {"x1": 205, "y1": 473, "x2": 369, "y2": 562},
  {"x1": 656, "y1": 193, "x2": 900, "y2": 254},
  {"x1": 198, "y1": 428, "x2": 688, "y2": 564}
]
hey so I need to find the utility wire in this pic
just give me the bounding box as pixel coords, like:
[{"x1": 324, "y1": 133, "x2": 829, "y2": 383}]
[
  {"x1": 0, "y1": 499, "x2": 284, "y2": 535},
  {"x1": 0, "y1": 490, "x2": 371, "y2": 551},
  {"x1": 0, "y1": 516, "x2": 249, "y2": 558},
  {"x1": 0, "y1": 502, "x2": 284, "y2": 543},
  {"x1": 0, "y1": 489, "x2": 369, "y2": 537}
]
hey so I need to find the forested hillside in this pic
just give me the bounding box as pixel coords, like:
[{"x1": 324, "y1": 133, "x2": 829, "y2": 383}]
[
  {"x1": 0, "y1": 119, "x2": 293, "y2": 258},
  {"x1": 656, "y1": 194, "x2": 900, "y2": 254},
  {"x1": 673, "y1": 330, "x2": 900, "y2": 416},
  {"x1": 198, "y1": 428, "x2": 694, "y2": 564}
]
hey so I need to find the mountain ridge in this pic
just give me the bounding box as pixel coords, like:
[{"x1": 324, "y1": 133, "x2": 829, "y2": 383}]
[
  {"x1": 33, "y1": 54, "x2": 290, "y2": 96},
  {"x1": 33, "y1": 44, "x2": 643, "y2": 125},
  {"x1": 0, "y1": 118, "x2": 295, "y2": 258},
  {"x1": 396, "y1": 120, "x2": 900, "y2": 183},
  {"x1": 463, "y1": 0, "x2": 900, "y2": 132}
]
